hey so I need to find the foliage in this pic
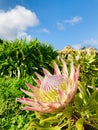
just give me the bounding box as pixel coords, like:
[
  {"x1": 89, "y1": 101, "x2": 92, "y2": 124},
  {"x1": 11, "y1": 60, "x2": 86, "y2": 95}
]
[
  {"x1": 0, "y1": 98, "x2": 34, "y2": 130},
  {"x1": 0, "y1": 77, "x2": 34, "y2": 130},
  {"x1": 59, "y1": 46, "x2": 98, "y2": 87},
  {"x1": 20, "y1": 83, "x2": 98, "y2": 130},
  {"x1": 0, "y1": 38, "x2": 58, "y2": 78},
  {"x1": 25, "y1": 82, "x2": 98, "y2": 130},
  {"x1": 26, "y1": 47, "x2": 98, "y2": 130},
  {"x1": 0, "y1": 39, "x2": 98, "y2": 129},
  {"x1": 0, "y1": 77, "x2": 35, "y2": 130},
  {"x1": 0, "y1": 38, "x2": 58, "y2": 130}
]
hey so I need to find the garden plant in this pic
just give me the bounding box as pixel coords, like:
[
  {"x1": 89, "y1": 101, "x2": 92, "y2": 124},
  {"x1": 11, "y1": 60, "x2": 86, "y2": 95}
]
[{"x1": 0, "y1": 39, "x2": 98, "y2": 130}]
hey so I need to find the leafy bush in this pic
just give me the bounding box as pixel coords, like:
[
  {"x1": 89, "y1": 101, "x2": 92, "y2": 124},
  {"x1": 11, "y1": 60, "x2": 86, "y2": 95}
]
[
  {"x1": 59, "y1": 46, "x2": 98, "y2": 87},
  {"x1": 0, "y1": 38, "x2": 58, "y2": 129},
  {"x1": 0, "y1": 38, "x2": 58, "y2": 78}
]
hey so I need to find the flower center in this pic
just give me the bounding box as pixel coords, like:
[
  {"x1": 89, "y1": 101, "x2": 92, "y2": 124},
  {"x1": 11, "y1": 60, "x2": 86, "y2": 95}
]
[
  {"x1": 37, "y1": 75, "x2": 66, "y2": 103},
  {"x1": 40, "y1": 75, "x2": 64, "y2": 91}
]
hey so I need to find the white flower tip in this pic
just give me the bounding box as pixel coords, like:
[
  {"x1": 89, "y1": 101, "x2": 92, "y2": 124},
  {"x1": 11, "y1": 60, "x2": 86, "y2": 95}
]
[{"x1": 53, "y1": 61, "x2": 61, "y2": 75}]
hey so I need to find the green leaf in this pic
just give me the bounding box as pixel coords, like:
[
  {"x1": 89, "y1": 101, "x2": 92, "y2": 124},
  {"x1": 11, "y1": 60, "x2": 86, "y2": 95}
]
[
  {"x1": 62, "y1": 105, "x2": 73, "y2": 119},
  {"x1": 74, "y1": 94, "x2": 83, "y2": 111},
  {"x1": 28, "y1": 118, "x2": 61, "y2": 130},
  {"x1": 78, "y1": 82, "x2": 89, "y2": 104},
  {"x1": 90, "y1": 91, "x2": 98, "y2": 102},
  {"x1": 76, "y1": 118, "x2": 84, "y2": 130},
  {"x1": 40, "y1": 116, "x2": 58, "y2": 125},
  {"x1": 85, "y1": 91, "x2": 98, "y2": 114}
]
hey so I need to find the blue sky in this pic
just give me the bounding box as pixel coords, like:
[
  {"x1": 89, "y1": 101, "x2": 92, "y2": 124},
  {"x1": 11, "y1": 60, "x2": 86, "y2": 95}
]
[{"x1": 0, "y1": 0, "x2": 98, "y2": 50}]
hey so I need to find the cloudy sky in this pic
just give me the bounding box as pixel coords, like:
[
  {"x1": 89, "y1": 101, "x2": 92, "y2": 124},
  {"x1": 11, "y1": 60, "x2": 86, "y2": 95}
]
[{"x1": 0, "y1": 0, "x2": 98, "y2": 50}]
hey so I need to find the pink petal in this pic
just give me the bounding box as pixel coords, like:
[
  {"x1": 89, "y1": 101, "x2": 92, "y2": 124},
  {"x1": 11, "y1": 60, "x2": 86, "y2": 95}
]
[
  {"x1": 58, "y1": 89, "x2": 67, "y2": 104},
  {"x1": 66, "y1": 84, "x2": 78, "y2": 102},
  {"x1": 64, "y1": 93, "x2": 72, "y2": 103},
  {"x1": 61, "y1": 59, "x2": 68, "y2": 77},
  {"x1": 35, "y1": 72, "x2": 43, "y2": 82},
  {"x1": 18, "y1": 98, "x2": 33, "y2": 106},
  {"x1": 53, "y1": 61, "x2": 61, "y2": 75},
  {"x1": 22, "y1": 106, "x2": 48, "y2": 113},
  {"x1": 40, "y1": 75, "x2": 64, "y2": 91},
  {"x1": 70, "y1": 61, "x2": 75, "y2": 81},
  {"x1": 66, "y1": 84, "x2": 78, "y2": 103},
  {"x1": 21, "y1": 88, "x2": 34, "y2": 98},
  {"x1": 74, "y1": 64, "x2": 80, "y2": 82},
  {"x1": 48, "y1": 102, "x2": 61, "y2": 109},
  {"x1": 25, "y1": 106, "x2": 53, "y2": 113},
  {"x1": 37, "y1": 101, "x2": 49, "y2": 107},
  {"x1": 32, "y1": 77, "x2": 41, "y2": 86},
  {"x1": 25, "y1": 83, "x2": 36, "y2": 91},
  {"x1": 42, "y1": 68, "x2": 52, "y2": 76},
  {"x1": 72, "y1": 83, "x2": 78, "y2": 95}
]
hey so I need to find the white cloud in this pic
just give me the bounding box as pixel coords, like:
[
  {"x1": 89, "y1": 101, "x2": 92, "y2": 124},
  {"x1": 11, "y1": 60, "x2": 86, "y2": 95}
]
[
  {"x1": 64, "y1": 16, "x2": 82, "y2": 25},
  {"x1": 17, "y1": 32, "x2": 32, "y2": 41},
  {"x1": 40, "y1": 28, "x2": 50, "y2": 33},
  {"x1": 72, "y1": 38, "x2": 98, "y2": 50},
  {"x1": 0, "y1": 5, "x2": 39, "y2": 40},
  {"x1": 72, "y1": 44, "x2": 82, "y2": 50},
  {"x1": 56, "y1": 22, "x2": 65, "y2": 30},
  {"x1": 56, "y1": 16, "x2": 82, "y2": 31},
  {"x1": 83, "y1": 38, "x2": 98, "y2": 46}
]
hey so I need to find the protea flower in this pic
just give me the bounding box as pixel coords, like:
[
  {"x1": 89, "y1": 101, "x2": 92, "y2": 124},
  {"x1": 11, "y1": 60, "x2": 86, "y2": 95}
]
[{"x1": 18, "y1": 59, "x2": 80, "y2": 113}]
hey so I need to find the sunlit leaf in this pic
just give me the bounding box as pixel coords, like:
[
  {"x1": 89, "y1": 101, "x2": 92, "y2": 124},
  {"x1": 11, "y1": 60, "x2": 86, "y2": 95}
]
[
  {"x1": 76, "y1": 118, "x2": 84, "y2": 130},
  {"x1": 74, "y1": 94, "x2": 83, "y2": 111}
]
